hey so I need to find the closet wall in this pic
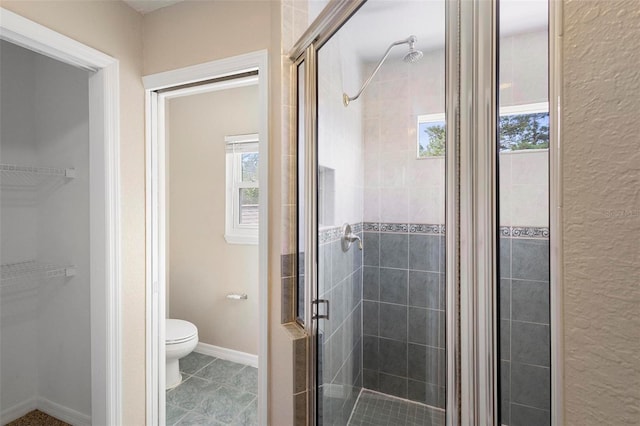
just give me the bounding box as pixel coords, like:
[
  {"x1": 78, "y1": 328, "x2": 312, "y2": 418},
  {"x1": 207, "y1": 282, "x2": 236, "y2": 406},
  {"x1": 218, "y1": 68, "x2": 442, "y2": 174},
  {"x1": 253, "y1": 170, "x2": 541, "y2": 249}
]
[{"x1": 0, "y1": 41, "x2": 91, "y2": 422}]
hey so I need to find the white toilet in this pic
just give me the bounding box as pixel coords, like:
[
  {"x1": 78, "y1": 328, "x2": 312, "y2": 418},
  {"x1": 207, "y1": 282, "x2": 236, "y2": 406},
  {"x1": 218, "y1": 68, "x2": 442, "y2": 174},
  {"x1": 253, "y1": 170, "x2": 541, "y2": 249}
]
[{"x1": 166, "y1": 319, "x2": 198, "y2": 389}]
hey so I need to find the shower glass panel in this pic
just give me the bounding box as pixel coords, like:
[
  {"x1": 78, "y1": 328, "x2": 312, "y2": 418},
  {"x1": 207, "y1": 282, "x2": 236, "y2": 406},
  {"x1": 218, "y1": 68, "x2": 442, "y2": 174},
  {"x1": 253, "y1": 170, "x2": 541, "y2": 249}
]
[
  {"x1": 497, "y1": 0, "x2": 551, "y2": 424},
  {"x1": 314, "y1": 1, "x2": 447, "y2": 424}
]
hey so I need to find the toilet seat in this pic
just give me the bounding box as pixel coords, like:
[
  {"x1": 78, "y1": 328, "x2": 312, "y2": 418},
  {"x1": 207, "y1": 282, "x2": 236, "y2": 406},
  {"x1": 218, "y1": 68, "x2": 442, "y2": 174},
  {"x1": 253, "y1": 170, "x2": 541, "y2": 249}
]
[{"x1": 166, "y1": 319, "x2": 197, "y2": 345}]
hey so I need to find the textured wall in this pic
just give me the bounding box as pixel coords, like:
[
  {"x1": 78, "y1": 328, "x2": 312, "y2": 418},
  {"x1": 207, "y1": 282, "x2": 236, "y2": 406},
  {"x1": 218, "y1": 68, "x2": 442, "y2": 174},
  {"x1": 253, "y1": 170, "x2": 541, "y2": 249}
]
[{"x1": 563, "y1": 0, "x2": 640, "y2": 424}]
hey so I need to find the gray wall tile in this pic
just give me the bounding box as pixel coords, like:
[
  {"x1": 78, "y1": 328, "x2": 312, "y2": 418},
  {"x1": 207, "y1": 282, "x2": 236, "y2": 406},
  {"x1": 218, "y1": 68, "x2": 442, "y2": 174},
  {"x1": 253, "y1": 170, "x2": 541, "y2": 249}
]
[
  {"x1": 510, "y1": 404, "x2": 550, "y2": 426},
  {"x1": 408, "y1": 307, "x2": 439, "y2": 347},
  {"x1": 511, "y1": 363, "x2": 551, "y2": 410},
  {"x1": 363, "y1": 335, "x2": 378, "y2": 370},
  {"x1": 425, "y1": 383, "x2": 441, "y2": 408},
  {"x1": 319, "y1": 243, "x2": 331, "y2": 297},
  {"x1": 501, "y1": 319, "x2": 511, "y2": 361},
  {"x1": 409, "y1": 271, "x2": 440, "y2": 309},
  {"x1": 408, "y1": 307, "x2": 427, "y2": 345},
  {"x1": 379, "y1": 303, "x2": 408, "y2": 341},
  {"x1": 380, "y1": 268, "x2": 408, "y2": 304},
  {"x1": 331, "y1": 280, "x2": 346, "y2": 327},
  {"x1": 363, "y1": 232, "x2": 379, "y2": 266},
  {"x1": 362, "y1": 368, "x2": 379, "y2": 390},
  {"x1": 380, "y1": 233, "x2": 409, "y2": 268},
  {"x1": 500, "y1": 279, "x2": 511, "y2": 320},
  {"x1": 512, "y1": 321, "x2": 550, "y2": 367},
  {"x1": 332, "y1": 239, "x2": 353, "y2": 283},
  {"x1": 363, "y1": 301, "x2": 379, "y2": 336},
  {"x1": 379, "y1": 338, "x2": 407, "y2": 377},
  {"x1": 512, "y1": 280, "x2": 550, "y2": 324},
  {"x1": 408, "y1": 379, "x2": 427, "y2": 404},
  {"x1": 501, "y1": 361, "x2": 511, "y2": 425},
  {"x1": 363, "y1": 266, "x2": 379, "y2": 301},
  {"x1": 500, "y1": 238, "x2": 511, "y2": 278},
  {"x1": 378, "y1": 373, "x2": 407, "y2": 399},
  {"x1": 407, "y1": 344, "x2": 426, "y2": 382},
  {"x1": 356, "y1": 224, "x2": 449, "y2": 409},
  {"x1": 409, "y1": 235, "x2": 440, "y2": 272},
  {"x1": 439, "y1": 273, "x2": 446, "y2": 310},
  {"x1": 512, "y1": 239, "x2": 549, "y2": 281},
  {"x1": 438, "y1": 311, "x2": 445, "y2": 348}
]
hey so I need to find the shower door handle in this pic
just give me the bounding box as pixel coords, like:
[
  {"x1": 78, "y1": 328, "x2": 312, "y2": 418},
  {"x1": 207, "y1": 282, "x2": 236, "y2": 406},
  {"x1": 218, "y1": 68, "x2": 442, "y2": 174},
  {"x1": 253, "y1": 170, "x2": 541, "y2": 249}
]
[{"x1": 312, "y1": 299, "x2": 330, "y2": 320}]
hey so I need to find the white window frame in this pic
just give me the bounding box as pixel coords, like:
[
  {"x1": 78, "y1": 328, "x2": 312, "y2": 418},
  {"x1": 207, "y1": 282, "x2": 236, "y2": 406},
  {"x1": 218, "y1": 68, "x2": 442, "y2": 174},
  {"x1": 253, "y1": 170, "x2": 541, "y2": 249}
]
[
  {"x1": 499, "y1": 101, "x2": 548, "y2": 116},
  {"x1": 225, "y1": 133, "x2": 259, "y2": 245}
]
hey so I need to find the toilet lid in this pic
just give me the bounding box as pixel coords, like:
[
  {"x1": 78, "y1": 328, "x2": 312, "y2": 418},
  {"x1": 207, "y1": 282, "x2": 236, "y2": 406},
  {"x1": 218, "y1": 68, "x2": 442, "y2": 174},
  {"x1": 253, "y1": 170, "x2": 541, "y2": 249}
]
[{"x1": 166, "y1": 319, "x2": 197, "y2": 344}]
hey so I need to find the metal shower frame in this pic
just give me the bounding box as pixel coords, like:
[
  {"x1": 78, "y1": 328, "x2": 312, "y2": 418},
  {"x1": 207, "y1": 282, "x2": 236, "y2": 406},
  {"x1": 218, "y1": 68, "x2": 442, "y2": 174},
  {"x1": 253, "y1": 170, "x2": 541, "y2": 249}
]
[{"x1": 288, "y1": 0, "x2": 564, "y2": 424}]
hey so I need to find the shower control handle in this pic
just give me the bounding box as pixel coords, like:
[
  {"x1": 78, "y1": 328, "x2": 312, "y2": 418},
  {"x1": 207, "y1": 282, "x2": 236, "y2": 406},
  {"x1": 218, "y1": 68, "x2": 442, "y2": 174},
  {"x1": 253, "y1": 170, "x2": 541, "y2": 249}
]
[{"x1": 341, "y1": 223, "x2": 363, "y2": 252}]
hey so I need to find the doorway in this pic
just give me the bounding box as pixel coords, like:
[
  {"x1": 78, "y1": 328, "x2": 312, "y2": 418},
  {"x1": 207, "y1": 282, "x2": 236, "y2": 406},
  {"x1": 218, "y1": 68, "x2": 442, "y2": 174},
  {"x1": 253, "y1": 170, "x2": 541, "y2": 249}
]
[
  {"x1": 0, "y1": 8, "x2": 121, "y2": 425},
  {"x1": 144, "y1": 51, "x2": 269, "y2": 426}
]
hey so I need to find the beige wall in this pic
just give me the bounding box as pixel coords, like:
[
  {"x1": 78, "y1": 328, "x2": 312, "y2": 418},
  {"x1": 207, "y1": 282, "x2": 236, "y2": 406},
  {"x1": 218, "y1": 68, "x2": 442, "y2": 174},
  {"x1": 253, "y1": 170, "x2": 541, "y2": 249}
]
[
  {"x1": 0, "y1": 1, "x2": 146, "y2": 424},
  {"x1": 562, "y1": 0, "x2": 640, "y2": 424},
  {"x1": 168, "y1": 85, "x2": 260, "y2": 355},
  {"x1": 142, "y1": 0, "x2": 272, "y2": 75}
]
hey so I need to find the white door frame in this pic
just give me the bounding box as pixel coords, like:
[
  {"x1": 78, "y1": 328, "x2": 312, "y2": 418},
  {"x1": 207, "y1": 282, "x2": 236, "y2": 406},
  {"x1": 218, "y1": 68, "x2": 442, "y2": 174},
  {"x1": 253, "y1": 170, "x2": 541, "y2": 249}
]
[
  {"x1": 0, "y1": 8, "x2": 122, "y2": 425},
  {"x1": 143, "y1": 50, "x2": 269, "y2": 426}
]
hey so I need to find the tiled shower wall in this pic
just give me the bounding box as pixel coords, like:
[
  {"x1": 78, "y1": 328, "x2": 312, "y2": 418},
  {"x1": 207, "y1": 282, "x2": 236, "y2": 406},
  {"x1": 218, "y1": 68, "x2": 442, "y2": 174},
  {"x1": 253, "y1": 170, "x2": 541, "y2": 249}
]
[
  {"x1": 358, "y1": 224, "x2": 550, "y2": 418},
  {"x1": 499, "y1": 232, "x2": 550, "y2": 426},
  {"x1": 318, "y1": 225, "x2": 363, "y2": 425},
  {"x1": 361, "y1": 223, "x2": 447, "y2": 408}
]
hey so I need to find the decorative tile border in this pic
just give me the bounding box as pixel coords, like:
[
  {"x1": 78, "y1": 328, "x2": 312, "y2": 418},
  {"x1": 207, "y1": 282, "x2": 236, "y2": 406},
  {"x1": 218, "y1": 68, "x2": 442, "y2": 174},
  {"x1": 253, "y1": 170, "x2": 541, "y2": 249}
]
[
  {"x1": 500, "y1": 226, "x2": 550, "y2": 239},
  {"x1": 320, "y1": 223, "x2": 548, "y2": 241},
  {"x1": 363, "y1": 222, "x2": 446, "y2": 235},
  {"x1": 319, "y1": 222, "x2": 363, "y2": 244}
]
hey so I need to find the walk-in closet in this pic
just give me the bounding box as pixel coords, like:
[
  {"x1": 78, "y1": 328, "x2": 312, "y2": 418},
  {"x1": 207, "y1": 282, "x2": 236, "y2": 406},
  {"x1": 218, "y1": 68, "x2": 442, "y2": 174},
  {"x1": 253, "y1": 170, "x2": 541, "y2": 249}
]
[{"x1": 1, "y1": 40, "x2": 92, "y2": 425}]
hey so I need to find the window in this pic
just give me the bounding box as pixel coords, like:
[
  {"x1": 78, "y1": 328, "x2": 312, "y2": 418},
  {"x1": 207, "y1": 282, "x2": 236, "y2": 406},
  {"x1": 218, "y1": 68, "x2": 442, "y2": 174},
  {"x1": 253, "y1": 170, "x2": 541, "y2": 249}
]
[
  {"x1": 225, "y1": 134, "x2": 259, "y2": 244},
  {"x1": 417, "y1": 113, "x2": 446, "y2": 158},
  {"x1": 499, "y1": 102, "x2": 549, "y2": 152}
]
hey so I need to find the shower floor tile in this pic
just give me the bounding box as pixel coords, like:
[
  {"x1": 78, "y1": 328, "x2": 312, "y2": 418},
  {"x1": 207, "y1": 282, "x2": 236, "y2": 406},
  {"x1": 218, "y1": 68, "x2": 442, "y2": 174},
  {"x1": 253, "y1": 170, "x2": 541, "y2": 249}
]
[
  {"x1": 166, "y1": 352, "x2": 258, "y2": 426},
  {"x1": 348, "y1": 389, "x2": 445, "y2": 426}
]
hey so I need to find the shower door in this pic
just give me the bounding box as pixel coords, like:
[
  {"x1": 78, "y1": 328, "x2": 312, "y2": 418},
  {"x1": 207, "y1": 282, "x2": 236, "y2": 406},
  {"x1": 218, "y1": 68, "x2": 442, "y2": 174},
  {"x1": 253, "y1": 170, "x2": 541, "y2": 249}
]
[
  {"x1": 293, "y1": 0, "x2": 558, "y2": 424},
  {"x1": 295, "y1": 1, "x2": 455, "y2": 424}
]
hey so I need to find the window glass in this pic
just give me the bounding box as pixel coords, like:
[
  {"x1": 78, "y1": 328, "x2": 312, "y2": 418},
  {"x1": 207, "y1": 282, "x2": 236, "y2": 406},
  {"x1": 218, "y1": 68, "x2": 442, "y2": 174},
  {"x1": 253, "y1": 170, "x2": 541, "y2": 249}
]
[{"x1": 239, "y1": 187, "x2": 259, "y2": 226}]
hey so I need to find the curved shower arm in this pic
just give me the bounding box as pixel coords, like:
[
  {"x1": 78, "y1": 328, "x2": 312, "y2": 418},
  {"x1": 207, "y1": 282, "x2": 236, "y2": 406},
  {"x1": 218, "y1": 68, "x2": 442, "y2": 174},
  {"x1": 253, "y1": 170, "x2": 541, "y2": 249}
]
[{"x1": 343, "y1": 37, "x2": 411, "y2": 107}]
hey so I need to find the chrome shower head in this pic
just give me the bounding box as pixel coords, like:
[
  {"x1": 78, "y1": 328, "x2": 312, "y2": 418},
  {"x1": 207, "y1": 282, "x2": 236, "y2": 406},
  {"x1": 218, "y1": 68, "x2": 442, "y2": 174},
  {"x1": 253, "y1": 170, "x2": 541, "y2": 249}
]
[
  {"x1": 343, "y1": 34, "x2": 423, "y2": 106},
  {"x1": 404, "y1": 48, "x2": 424, "y2": 63},
  {"x1": 403, "y1": 35, "x2": 424, "y2": 63}
]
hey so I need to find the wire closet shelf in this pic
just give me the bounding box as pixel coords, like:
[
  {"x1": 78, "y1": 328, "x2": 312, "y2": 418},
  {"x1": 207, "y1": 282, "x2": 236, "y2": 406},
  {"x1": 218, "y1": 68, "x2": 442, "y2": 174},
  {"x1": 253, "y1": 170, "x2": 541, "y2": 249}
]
[
  {"x1": 1, "y1": 261, "x2": 76, "y2": 286},
  {"x1": 1, "y1": 163, "x2": 77, "y2": 287},
  {"x1": 0, "y1": 163, "x2": 76, "y2": 187}
]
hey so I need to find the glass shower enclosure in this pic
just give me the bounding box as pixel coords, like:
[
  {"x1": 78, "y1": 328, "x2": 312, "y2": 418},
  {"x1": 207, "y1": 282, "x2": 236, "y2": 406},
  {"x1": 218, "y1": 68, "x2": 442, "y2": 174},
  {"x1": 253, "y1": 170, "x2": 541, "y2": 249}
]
[
  {"x1": 296, "y1": 1, "x2": 452, "y2": 424},
  {"x1": 293, "y1": 0, "x2": 554, "y2": 425}
]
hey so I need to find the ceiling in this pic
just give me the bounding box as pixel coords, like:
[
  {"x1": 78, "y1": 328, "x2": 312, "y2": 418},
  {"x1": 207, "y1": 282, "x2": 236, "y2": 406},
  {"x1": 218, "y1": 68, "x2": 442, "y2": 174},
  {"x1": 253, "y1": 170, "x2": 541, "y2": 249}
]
[
  {"x1": 123, "y1": 0, "x2": 184, "y2": 14},
  {"x1": 345, "y1": 0, "x2": 548, "y2": 61},
  {"x1": 122, "y1": 0, "x2": 547, "y2": 58}
]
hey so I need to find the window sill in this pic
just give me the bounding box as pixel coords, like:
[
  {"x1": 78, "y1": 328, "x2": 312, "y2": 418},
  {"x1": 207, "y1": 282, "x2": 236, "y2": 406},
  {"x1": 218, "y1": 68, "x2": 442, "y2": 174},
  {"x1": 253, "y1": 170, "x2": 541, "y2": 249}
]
[{"x1": 224, "y1": 234, "x2": 258, "y2": 245}]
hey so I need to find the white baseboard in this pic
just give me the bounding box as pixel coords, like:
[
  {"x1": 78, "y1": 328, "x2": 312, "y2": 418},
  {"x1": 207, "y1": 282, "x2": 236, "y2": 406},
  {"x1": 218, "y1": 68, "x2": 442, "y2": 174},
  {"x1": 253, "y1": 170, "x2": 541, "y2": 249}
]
[
  {"x1": 38, "y1": 397, "x2": 91, "y2": 426},
  {"x1": 1, "y1": 397, "x2": 37, "y2": 425},
  {"x1": 195, "y1": 342, "x2": 258, "y2": 368},
  {"x1": 0, "y1": 397, "x2": 90, "y2": 426}
]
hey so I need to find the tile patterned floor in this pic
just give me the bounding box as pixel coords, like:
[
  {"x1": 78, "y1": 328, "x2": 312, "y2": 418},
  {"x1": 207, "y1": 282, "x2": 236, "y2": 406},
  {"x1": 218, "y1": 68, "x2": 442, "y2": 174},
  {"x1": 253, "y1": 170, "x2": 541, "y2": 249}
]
[
  {"x1": 348, "y1": 389, "x2": 445, "y2": 426},
  {"x1": 167, "y1": 352, "x2": 258, "y2": 426}
]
